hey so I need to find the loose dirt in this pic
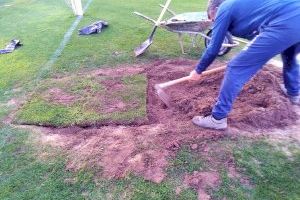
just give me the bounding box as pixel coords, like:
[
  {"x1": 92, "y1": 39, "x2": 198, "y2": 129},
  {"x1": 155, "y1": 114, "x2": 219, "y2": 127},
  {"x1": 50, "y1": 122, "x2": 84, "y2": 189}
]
[
  {"x1": 146, "y1": 59, "x2": 298, "y2": 130},
  {"x1": 13, "y1": 58, "x2": 299, "y2": 198},
  {"x1": 183, "y1": 171, "x2": 220, "y2": 200}
]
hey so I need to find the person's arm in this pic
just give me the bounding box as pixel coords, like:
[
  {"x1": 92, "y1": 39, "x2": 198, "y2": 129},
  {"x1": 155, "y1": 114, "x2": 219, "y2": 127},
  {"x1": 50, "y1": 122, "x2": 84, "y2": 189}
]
[{"x1": 195, "y1": 2, "x2": 234, "y2": 74}]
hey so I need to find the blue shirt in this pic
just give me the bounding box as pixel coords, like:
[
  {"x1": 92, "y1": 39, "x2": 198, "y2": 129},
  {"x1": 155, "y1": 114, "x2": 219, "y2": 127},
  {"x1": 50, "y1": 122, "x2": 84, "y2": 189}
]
[{"x1": 196, "y1": 0, "x2": 300, "y2": 73}]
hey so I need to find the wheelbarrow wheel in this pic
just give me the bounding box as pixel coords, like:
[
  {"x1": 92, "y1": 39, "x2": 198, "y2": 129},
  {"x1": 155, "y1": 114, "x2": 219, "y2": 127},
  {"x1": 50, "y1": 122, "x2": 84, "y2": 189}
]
[{"x1": 204, "y1": 29, "x2": 233, "y2": 56}]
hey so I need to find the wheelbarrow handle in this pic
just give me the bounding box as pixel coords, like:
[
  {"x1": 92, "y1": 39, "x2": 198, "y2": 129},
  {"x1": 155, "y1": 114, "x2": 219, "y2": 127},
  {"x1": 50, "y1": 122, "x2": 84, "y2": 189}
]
[
  {"x1": 155, "y1": 0, "x2": 172, "y2": 26},
  {"x1": 133, "y1": 0, "x2": 173, "y2": 27},
  {"x1": 199, "y1": 32, "x2": 240, "y2": 48},
  {"x1": 133, "y1": 11, "x2": 156, "y2": 24},
  {"x1": 159, "y1": 4, "x2": 176, "y2": 16}
]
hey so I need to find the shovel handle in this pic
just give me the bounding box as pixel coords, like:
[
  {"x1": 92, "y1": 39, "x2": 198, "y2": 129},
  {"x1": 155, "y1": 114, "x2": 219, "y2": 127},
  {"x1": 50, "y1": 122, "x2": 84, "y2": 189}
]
[
  {"x1": 201, "y1": 65, "x2": 226, "y2": 76},
  {"x1": 157, "y1": 65, "x2": 226, "y2": 89},
  {"x1": 158, "y1": 76, "x2": 191, "y2": 89}
]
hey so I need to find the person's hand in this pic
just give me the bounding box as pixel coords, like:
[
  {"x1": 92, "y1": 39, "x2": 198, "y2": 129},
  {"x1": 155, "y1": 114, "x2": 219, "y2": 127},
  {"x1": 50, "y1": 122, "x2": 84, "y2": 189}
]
[{"x1": 189, "y1": 70, "x2": 202, "y2": 81}]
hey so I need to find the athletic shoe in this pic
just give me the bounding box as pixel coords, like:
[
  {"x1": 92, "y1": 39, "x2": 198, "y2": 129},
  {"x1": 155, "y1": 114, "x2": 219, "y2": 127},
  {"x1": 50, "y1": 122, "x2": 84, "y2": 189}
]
[{"x1": 192, "y1": 115, "x2": 227, "y2": 130}]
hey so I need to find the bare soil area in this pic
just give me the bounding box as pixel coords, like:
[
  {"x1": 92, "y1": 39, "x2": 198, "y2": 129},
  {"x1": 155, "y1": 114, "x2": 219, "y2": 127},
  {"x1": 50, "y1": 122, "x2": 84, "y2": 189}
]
[
  {"x1": 146, "y1": 59, "x2": 297, "y2": 130},
  {"x1": 18, "y1": 59, "x2": 299, "y2": 198}
]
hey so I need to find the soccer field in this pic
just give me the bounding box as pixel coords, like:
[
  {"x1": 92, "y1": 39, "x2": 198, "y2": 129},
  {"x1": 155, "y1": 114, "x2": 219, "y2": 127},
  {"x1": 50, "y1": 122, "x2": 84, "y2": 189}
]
[{"x1": 0, "y1": 1, "x2": 299, "y2": 199}]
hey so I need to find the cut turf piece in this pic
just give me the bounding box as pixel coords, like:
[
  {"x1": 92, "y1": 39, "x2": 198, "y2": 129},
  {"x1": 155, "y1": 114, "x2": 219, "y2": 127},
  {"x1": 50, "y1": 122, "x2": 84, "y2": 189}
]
[{"x1": 14, "y1": 67, "x2": 147, "y2": 127}]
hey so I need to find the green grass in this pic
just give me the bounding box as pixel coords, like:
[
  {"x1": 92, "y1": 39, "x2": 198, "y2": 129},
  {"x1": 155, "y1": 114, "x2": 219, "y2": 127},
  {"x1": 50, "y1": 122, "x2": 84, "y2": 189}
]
[
  {"x1": 0, "y1": 126, "x2": 198, "y2": 200},
  {"x1": 168, "y1": 145, "x2": 205, "y2": 174},
  {"x1": 0, "y1": 126, "x2": 96, "y2": 200},
  {"x1": 166, "y1": 139, "x2": 300, "y2": 200},
  {"x1": 1, "y1": 0, "x2": 207, "y2": 103},
  {"x1": 52, "y1": 0, "x2": 208, "y2": 73},
  {"x1": 0, "y1": 106, "x2": 11, "y2": 121},
  {"x1": 212, "y1": 170, "x2": 252, "y2": 200},
  {"x1": 15, "y1": 73, "x2": 147, "y2": 127},
  {"x1": 205, "y1": 139, "x2": 300, "y2": 200},
  {"x1": 0, "y1": 0, "x2": 207, "y2": 125},
  {"x1": 234, "y1": 141, "x2": 300, "y2": 200},
  {"x1": 1, "y1": 0, "x2": 300, "y2": 199},
  {"x1": 0, "y1": 0, "x2": 75, "y2": 99},
  {"x1": 87, "y1": 175, "x2": 197, "y2": 200},
  {"x1": 1, "y1": 125, "x2": 299, "y2": 199},
  {"x1": 15, "y1": 98, "x2": 95, "y2": 127}
]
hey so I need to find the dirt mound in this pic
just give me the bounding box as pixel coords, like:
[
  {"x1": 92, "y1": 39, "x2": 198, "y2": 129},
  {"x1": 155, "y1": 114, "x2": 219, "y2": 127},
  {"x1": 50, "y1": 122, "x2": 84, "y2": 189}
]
[{"x1": 146, "y1": 59, "x2": 298, "y2": 130}]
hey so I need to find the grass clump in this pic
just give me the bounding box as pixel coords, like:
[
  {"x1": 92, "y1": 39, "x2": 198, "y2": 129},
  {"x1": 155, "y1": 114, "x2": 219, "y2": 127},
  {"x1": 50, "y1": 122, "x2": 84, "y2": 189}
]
[
  {"x1": 169, "y1": 145, "x2": 205, "y2": 174},
  {"x1": 212, "y1": 170, "x2": 252, "y2": 200}
]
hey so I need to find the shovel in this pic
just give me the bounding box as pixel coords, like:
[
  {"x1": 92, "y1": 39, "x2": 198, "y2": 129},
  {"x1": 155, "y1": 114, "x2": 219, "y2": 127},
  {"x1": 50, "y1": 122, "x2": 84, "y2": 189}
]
[
  {"x1": 155, "y1": 66, "x2": 226, "y2": 107},
  {"x1": 134, "y1": 0, "x2": 172, "y2": 57}
]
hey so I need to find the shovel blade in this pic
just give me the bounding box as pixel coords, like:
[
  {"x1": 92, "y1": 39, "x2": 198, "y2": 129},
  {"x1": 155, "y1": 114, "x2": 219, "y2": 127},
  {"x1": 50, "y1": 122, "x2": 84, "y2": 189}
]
[
  {"x1": 154, "y1": 84, "x2": 171, "y2": 107},
  {"x1": 134, "y1": 39, "x2": 153, "y2": 57}
]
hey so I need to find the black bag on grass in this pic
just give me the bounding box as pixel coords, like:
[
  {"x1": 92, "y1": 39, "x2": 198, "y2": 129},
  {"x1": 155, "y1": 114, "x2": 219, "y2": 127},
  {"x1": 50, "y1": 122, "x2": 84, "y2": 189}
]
[
  {"x1": 0, "y1": 39, "x2": 22, "y2": 54},
  {"x1": 78, "y1": 20, "x2": 109, "y2": 35}
]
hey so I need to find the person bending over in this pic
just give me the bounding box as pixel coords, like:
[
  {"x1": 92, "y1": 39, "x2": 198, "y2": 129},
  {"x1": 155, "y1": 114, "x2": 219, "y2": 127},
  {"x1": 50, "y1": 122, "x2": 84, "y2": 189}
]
[{"x1": 190, "y1": 0, "x2": 300, "y2": 130}]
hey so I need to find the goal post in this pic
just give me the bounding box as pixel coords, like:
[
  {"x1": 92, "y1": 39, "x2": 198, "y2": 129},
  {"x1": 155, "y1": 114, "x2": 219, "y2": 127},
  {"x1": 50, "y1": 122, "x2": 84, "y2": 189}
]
[{"x1": 65, "y1": 0, "x2": 83, "y2": 16}]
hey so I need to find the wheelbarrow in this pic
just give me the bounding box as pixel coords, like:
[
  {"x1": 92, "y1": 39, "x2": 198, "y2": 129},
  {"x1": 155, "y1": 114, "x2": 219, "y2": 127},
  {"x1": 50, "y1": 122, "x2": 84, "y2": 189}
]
[{"x1": 133, "y1": 5, "x2": 239, "y2": 56}]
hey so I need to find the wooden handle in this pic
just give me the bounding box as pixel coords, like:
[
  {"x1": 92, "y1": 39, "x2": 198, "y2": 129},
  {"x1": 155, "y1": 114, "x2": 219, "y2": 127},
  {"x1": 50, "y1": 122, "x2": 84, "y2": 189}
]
[
  {"x1": 158, "y1": 76, "x2": 191, "y2": 89},
  {"x1": 155, "y1": 0, "x2": 172, "y2": 26},
  {"x1": 157, "y1": 66, "x2": 226, "y2": 89},
  {"x1": 201, "y1": 65, "x2": 226, "y2": 76}
]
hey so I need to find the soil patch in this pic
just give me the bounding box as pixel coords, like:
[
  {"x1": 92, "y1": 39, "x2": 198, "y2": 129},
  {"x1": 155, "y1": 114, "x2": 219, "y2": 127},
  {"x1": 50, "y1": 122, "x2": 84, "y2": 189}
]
[
  {"x1": 43, "y1": 88, "x2": 77, "y2": 105},
  {"x1": 183, "y1": 171, "x2": 220, "y2": 200},
  {"x1": 16, "y1": 58, "x2": 297, "y2": 129},
  {"x1": 146, "y1": 60, "x2": 298, "y2": 130},
  {"x1": 23, "y1": 58, "x2": 299, "y2": 197}
]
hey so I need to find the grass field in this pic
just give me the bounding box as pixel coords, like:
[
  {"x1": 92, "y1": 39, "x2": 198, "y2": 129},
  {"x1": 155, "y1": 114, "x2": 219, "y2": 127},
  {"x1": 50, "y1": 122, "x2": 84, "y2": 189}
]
[
  {"x1": 0, "y1": 0, "x2": 300, "y2": 199},
  {"x1": 0, "y1": 0, "x2": 206, "y2": 99}
]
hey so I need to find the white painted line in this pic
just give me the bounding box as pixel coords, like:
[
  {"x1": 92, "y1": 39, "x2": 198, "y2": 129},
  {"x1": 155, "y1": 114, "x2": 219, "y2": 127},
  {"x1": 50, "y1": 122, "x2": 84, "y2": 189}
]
[
  {"x1": 1, "y1": 0, "x2": 94, "y2": 105},
  {"x1": 0, "y1": 4, "x2": 12, "y2": 8},
  {"x1": 35, "y1": 0, "x2": 94, "y2": 81},
  {"x1": 82, "y1": 0, "x2": 94, "y2": 13}
]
